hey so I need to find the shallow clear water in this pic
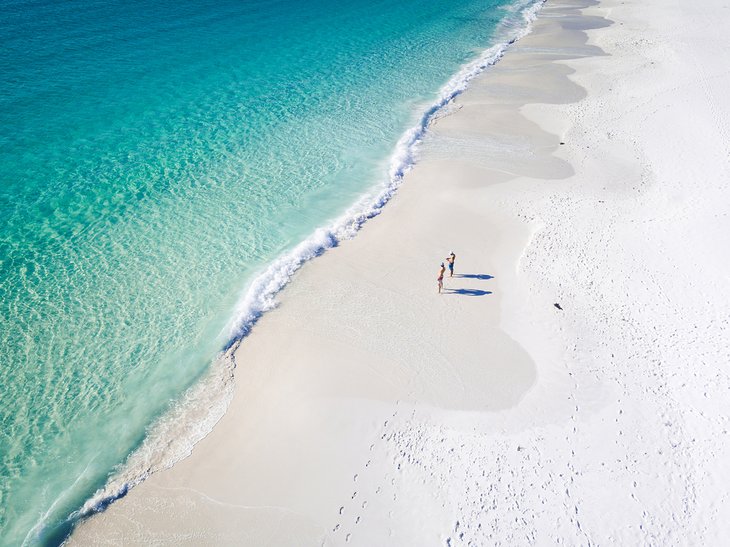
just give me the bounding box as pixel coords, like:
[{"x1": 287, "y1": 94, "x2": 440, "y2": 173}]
[{"x1": 0, "y1": 0, "x2": 532, "y2": 543}]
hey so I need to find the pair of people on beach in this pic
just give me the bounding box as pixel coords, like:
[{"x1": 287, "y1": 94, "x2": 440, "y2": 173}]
[{"x1": 438, "y1": 252, "x2": 456, "y2": 293}]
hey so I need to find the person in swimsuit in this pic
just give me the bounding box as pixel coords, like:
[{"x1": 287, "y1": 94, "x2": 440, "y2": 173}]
[
  {"x1": 437, "y1": 262, "x2": 446, "y2": 294},
  {"x1": 446, "y1": 252, "x2": 456, "y2": 277}
]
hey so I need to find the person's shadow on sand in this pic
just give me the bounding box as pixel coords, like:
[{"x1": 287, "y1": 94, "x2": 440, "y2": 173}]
[
  {"x1": 446, "y1": 288, "x2": 492, "y2": 296},
  {"x1": 445, "y1": 273, "x2": 494, "y2": 296}
]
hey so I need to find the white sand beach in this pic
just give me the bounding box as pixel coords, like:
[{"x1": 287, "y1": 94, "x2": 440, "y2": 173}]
[{"x1": 71, "y1": 0, "x2": 730, "y2": 544}]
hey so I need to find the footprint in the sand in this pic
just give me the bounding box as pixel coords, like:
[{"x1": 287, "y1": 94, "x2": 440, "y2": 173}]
[{"x1": 333, "y1": 406, "x2": 406, "y2": 539}]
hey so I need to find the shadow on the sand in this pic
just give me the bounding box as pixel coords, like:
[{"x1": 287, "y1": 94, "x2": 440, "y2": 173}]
[
  {"x1": 446, "y1": 288, "x2": 492, "y2": 297},
  {"x1": 443, "y1": 272, "x2": 494, "y2": 296},
  {"x1": 455, "y1": 273, "x2": 494, "y2": 280}
]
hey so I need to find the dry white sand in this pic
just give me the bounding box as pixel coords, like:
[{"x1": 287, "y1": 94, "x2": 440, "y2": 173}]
[{"x1": 71, "y1": 0, "x2": 730, "y2": 544}]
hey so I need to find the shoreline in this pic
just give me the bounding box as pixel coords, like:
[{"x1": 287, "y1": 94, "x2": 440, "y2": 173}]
[
  {"x1": 70, "y1": 0, "x2": 546, "y2": 526},
  {"x1": 71, "y1": 0, "x2": 730, "y2": 543}
]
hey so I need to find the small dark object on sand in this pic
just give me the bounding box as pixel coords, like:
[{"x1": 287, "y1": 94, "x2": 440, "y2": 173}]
[
  {"x1": 559, "y1": 142, "x2": 565, "y2": 145},
  {"x1": 554, "y1": 303, "x2": 563, "y2": 310}
]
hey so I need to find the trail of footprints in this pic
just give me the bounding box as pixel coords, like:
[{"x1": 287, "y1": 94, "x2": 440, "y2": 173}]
[
  {"x1": 330, "y1": 403, "x2": 581, "y2": 546},
  {"x1": 327, "y1": 401, "x2": 590, "y2": 546},
  {"x1": 330, "y1": 405, "x2": 408, "y2": 543}
]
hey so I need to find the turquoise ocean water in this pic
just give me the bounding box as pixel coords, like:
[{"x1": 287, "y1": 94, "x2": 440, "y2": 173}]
[{"x1": 0, "y1": 0, "x2": 539, "y2": 543}]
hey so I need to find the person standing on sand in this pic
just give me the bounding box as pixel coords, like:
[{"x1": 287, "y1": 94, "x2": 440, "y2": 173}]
[
  {"x1": 446, "y1": 252, "x2": 456, "y2": 277},
  {"x1": 437, "y1": 262, "x2": 446, "y2": 294}
]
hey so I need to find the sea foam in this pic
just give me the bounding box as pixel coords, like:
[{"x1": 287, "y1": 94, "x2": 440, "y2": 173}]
[{"x1": 74, "y1": 0, "x2": 544, "y2": 525}]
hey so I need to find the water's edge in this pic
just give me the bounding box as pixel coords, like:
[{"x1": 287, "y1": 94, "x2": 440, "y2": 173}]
[{"x1": 68, "y1": 0, "x2": 546, "y2": 534}]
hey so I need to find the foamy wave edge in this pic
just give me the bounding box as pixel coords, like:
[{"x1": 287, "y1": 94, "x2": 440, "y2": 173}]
[{"x1": 71, "y1": 0, "x2": 545, "y2": 527}]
